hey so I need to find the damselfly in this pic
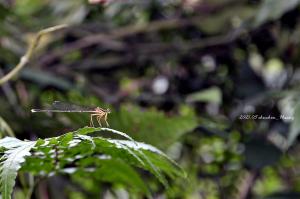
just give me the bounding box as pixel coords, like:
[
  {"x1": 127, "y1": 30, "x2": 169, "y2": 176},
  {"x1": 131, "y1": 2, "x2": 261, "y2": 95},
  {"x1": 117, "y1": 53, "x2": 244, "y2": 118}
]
[{"x1": 31, "y1": 101, "x2": 111, "y2": 127}]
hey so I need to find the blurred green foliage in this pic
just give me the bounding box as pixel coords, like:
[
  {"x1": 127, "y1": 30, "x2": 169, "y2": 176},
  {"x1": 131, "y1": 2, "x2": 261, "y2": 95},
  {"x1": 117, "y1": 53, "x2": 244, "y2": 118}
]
[{"x1": 1, "y1": 0, "x2": 300, "y2": 198}]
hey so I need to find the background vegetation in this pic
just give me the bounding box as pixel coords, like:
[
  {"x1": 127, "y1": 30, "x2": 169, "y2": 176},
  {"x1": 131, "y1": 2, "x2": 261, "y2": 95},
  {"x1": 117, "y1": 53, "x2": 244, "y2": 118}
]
[{"x1": 1, "y1": 0, "x2": 300, "y2": 198}]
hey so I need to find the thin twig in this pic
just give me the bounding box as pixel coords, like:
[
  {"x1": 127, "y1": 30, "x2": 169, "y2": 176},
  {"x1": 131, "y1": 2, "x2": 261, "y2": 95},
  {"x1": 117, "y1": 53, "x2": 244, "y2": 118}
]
[
  {"x1": 234, "y1": 170, "x2": 259, "y2": 199},
  {"x1": 37, "y1": 15, "x2": 223, "y2": 65},
  {"x1": 39, "y1": 15, "x2": 247, "y2": 67},
  {"x1": 25, "y1": 174, "x2": 35, "y2": 199},
  {"x1": 0, "y1": 69, "x2": 23, "y2": 115},
  {"x1": 36, "y1": 0, "x2": 251, "y2": 66},
  {"x1": 0, "y1": 24, "x2": 68, "y2": 85},
  {"x1": 49, "y1": 28, "x2": 243, "y2": 73},
  {"x1": 0, "y1": 116, "x2": 15, "y2": 137}
]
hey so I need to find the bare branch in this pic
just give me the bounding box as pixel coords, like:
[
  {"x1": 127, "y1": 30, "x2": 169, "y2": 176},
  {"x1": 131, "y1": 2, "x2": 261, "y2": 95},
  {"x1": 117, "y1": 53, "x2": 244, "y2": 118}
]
[{"x1": 0, "y1": 24, "x2": 68, "y2": 85}]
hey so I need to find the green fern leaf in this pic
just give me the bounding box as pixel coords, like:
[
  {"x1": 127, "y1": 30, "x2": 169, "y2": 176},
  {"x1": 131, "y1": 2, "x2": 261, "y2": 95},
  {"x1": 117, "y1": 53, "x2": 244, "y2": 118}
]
[
  {"x1": 0, "y1": 127, "x2": 185, "y2": 197},
  {"x1": 0, "y1": 137, "x2": 36, "y2": 199}
]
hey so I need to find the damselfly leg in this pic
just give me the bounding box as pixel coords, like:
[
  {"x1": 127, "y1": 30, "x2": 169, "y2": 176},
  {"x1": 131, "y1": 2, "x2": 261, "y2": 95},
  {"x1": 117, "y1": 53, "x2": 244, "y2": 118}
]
[
  {"x1": 90, "y1": 114, "x2": 97, "y2": 127},
  {"x1": 96, "y1": 116, "x2": 102, "y2": 127},
  {"x1": 104, "y1": 113, "x2": 109, "y2": 127}
]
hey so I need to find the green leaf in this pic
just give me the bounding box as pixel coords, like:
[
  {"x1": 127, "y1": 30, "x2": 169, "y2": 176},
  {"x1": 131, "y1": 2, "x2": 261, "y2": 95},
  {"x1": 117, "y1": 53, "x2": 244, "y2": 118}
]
[
  {"x1": 77, "y1": 127, "x2": 185, "y2": 186},
  {"x1": 287, "y1": 102, "x2": 300, "y2": 148},
  {"x1": 76, "y1": 127, "x2": 135, "y2": 142},
  {"x1": 254, "y1": 0, "x2": 300, "y2": 27},
  {"x1": 186, "y1": 87, "x2": 222, "y2": 104},
  {"x1": 0, "y1": 127, "x2": 185, "y2": 197},
  {"x1": 0, "y1": 138, "x2": 36, "y2": 199},
  {"x1": 70, "y1": 159, "x2": 151, "y2": 196}
]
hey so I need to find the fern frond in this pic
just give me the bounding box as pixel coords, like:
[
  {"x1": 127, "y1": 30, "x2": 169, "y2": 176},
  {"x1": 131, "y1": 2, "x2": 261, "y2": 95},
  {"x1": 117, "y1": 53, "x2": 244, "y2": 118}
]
[
  {"x1": 0, "y1": 138, "x2": 36, "y2": 199},
  {"x1": 0, "y1": 127, "x2": 185, "y2": 198}
]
